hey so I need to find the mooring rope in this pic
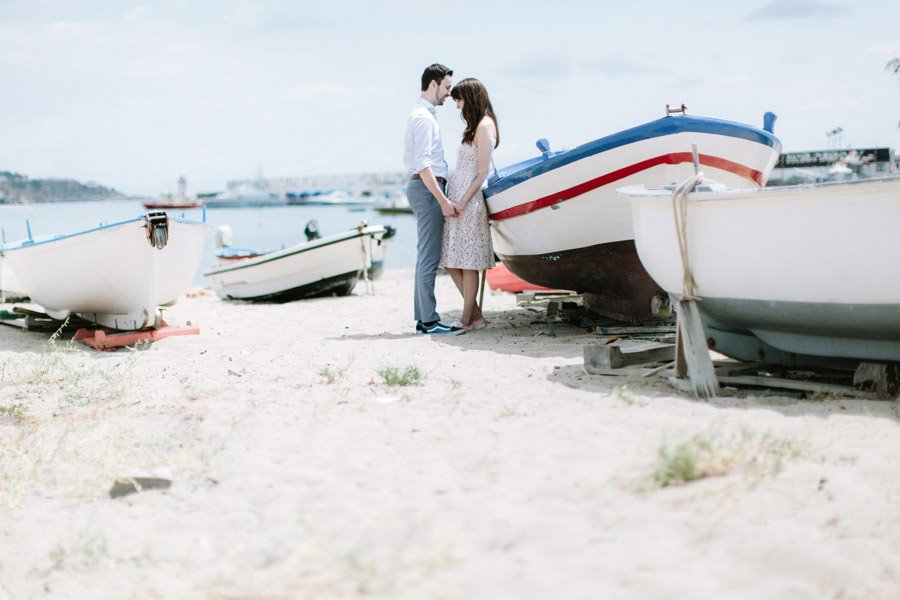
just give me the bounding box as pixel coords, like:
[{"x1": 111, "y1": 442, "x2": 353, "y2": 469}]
[{"x1": 671, "y1": 171, "x2": 705, "y2": 301}]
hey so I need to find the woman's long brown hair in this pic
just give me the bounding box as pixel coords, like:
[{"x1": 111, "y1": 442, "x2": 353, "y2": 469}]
[{"x1": 450, "y1": 78, "x2": 499, "y2": 148}]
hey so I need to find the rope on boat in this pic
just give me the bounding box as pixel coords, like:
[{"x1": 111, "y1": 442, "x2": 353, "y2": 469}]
[
  {"x1": 357, "y1": 221, "x2": 373, "y2": 295},
  {"x1": 671, "y1": 171, "x2": 705, "y2": 301}
]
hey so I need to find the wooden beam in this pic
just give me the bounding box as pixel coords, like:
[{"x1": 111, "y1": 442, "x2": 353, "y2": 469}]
[{"x1": 584, "y1": 341, "x2": 675, "y2": 372}]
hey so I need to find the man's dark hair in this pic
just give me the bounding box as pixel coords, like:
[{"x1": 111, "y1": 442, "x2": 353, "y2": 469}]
[{"x1": 421, "y1": 64, "x2": 453, "y2": 92}]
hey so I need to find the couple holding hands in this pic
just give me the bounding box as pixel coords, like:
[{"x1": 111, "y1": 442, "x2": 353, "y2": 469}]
[{"x1": 403, "y1": 63, "x2": 499, "y2": 335}]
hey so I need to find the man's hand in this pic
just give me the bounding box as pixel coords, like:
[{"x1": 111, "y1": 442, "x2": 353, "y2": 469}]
[{"x1": 441, "y1": 200, "x2": 459, "y2": 217}]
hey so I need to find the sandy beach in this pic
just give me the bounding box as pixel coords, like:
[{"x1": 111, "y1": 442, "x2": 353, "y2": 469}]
[{"x1": 2, "y1": 268, "x2": 900, "y2": 599}]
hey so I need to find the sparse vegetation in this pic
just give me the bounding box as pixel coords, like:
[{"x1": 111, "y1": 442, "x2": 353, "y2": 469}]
[
  {"x1": 377, "y1": 365, "x2": 423, "y2": 386},
  {"x1": 319, "y1": 366, "x2": 343, "y2": 384},
  {"x1": 49, "y1": 530, "x2": 110, "y2": 570},
  {"x1": 0, "y1": 403, "x2": 26, "y2": 418},
  {"x1": 647, "y1": 428, "x2": 804, "y2": 489},
  {"x1": 615, "y1": 386, "x2": 635, "y2": 405},
  {"x1": 0, "y1": 319, "x2": 139, "y2": 409}
]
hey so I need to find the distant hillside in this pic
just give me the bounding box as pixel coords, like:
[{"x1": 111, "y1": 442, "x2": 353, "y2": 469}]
[{"x1": 0, "y1": 171, "x2": 129, "y2": 203}]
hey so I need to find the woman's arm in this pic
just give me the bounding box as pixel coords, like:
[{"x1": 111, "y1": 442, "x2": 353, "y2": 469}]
[{"x1": 457, "y1": 118, "x2": 495, "y2": 210}]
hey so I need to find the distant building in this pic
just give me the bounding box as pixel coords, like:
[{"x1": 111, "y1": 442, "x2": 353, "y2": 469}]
[
  {"x1": 769, "y1": 147, "x2": 897, "y2": 185},
  {"x1": 227, "y1": 172, "x2": 408, "y2": 199}
]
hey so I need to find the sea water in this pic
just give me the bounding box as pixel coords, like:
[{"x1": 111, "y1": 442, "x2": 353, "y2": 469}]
[{"x1": 0, "y1": 200, "x2": 418, "y2": 284}]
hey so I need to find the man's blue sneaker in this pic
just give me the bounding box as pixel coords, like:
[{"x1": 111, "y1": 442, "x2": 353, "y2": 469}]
[{"x1": 418, "y1": 320, "x2": 465, "y2": 335}]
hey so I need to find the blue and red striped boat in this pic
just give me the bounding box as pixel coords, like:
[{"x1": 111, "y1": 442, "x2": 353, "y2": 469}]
[{"x1": 484, "y1": 109, "x2": 781, "y2": 321}]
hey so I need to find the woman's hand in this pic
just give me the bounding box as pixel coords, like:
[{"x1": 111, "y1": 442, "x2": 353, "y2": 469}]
[{"x1": 441, "y1": 198, "x2": 460, "y2": 217}]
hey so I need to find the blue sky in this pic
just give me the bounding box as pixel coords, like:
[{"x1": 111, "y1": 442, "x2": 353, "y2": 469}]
[{"x1": 1, "y1": 0, "x2": 898, "y2": 196}]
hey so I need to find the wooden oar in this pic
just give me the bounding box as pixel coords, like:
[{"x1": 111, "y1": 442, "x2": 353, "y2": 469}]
[{"x1": 671, "y1": 146, "x2": 718, "y2": 398}]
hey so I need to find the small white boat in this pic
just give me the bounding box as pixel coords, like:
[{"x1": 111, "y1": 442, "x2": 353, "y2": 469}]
[
  {"x1": 2, "y1": 212, "x2": 212, "y2": 330},
  {"x1": 374, "y1": 190, "x2": 413, "y2": 215},
  {"x1": 205, "y1": 222, "x2": 389, "y2": 302},
  {"x1": 205, "y1": 182, "x2": 286, "y2": 208},
  {"x1": 286, "y1": 189, "x2": 373, "y2": 206},
  {"x1": 484, "y1": 109, "x2": 781, "y2": 320},
  {"x1": 143, "y1": 175, "x2": 203, "y2": 209},
  {"x1": 142, "y1": 194, "x2": 203, "y2": 210},
  {"x1": 0, "y1": 206, "x2": 33, "y2": 300},
  {"x1": 626, "y1": 176, "x2": 900, "y2": 366},
  {"x1": 0, "y1": 253, "x2": 27, "y2": 301}
]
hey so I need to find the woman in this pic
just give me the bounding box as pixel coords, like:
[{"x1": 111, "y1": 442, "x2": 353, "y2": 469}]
[{"x1": 439, "y1": 77, "x2": 499, "y2": 331}]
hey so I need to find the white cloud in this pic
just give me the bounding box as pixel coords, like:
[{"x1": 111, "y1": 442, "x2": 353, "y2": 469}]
[{"x1": 746, "y1": 0, "x2": 852, "y2": 20}]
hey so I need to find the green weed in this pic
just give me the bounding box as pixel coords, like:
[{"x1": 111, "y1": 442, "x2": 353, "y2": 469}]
[
  {"x1": 649, "y1": 428, "x2": 804, "y2": 489},
  {"x1": 377, "y1": 365, "x2": 423, "y2": 387},
  {"x1": 0, "y1": 403, "x2": 26, "y2": 418},
  {"x1": 319, "y1": 366, "x2": 343, "y2": 384}
]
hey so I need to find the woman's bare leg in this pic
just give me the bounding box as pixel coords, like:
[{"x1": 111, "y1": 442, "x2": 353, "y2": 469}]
[
  {"x1": 461, "y1": 269, "x2": 480, "y2": 325},
  {"x1": 445, "y1": 267, "x2": 464, "y2": 296}
]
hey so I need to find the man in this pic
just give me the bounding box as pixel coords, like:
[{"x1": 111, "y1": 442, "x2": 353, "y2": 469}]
[{"x1": 403, "y1": 63, "x2": 464, "y2": 335}]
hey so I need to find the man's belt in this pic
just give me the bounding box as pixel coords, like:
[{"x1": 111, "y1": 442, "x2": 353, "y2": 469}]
[{"x1": 410, "y1": 173, "x2": 447, "y2": 185}]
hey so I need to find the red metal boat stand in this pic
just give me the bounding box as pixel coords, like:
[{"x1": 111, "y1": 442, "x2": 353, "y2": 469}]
[{"x1": 74, "y1": 320, "x2": 200, "y2": 351}]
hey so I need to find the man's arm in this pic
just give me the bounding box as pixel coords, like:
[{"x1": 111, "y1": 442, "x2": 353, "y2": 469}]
[
  {"x1": 410, "y1": 115, "x2": 457, "y2": 217},
  {"x1": 418, "y1": 167, "x2": 458, "y2": 217}
]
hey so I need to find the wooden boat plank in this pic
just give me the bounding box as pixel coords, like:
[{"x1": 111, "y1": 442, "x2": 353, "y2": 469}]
[
  {"x1": 715, "y1": 374, "x2": 879, "y2": 399},
  {"x1": 584, "y1": 341, "x2": 676, "y2": 372}
]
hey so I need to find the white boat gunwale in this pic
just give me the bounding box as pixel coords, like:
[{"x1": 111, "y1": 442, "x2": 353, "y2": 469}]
[
  {"x1": 2, "y1": 214, "x2": 209, "y2": 251},
  {"x1": 620, "y1": 173, "x2": 900, "y2": 200},
  {"x1": 485, "y1": 114, "x2": 781, "y2": 206}
]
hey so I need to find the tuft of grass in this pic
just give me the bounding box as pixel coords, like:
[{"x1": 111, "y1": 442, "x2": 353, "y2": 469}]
[
  {"x1": 0, "y1": 403, "x2": 27, "y2": 418},
  {"x1": 25, "y1": 318, "x2": 77, "y2": 384},
  {"x1": 615, "y1": 386, "x2": 635, "y2": 405},
  {"x1": 319, "y1": 366, "x2": 344, "y2": 384},
  {"x1": 318, "y1": 355, "x2": 355, "y2": 385},
  {"x1": 648, "y1": 428, "x2": 804, "y2": 489},
  {"x1": 377, "y1": 365, "x2": 423, "y2": 387},
  {"x1": 49, "y1": 530, "x2": 110, "y2": 570}
]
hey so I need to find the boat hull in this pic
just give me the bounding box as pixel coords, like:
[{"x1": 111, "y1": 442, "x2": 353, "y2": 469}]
[
  {"x1": 0, "y1": 254, "x2": 27, "y2": 300},
  {"x1": 498, "y1": 239, "x2": 669, "y2": 320},
  {"x1": 629, "y1": 176, "x2": 900, "y2": 365},
  {"x1": 4, "y1": 215, "x2": 211, "y2": 330},
  {"x1": 485, "y1": 114, "x2": 781, "y2": 320},
  {"x1": 205, "y1": 225, "x2": 386, "y2": 302}
]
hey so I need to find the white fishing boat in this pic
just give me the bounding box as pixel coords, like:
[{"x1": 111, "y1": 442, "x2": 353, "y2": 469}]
[
  {"x1": 373, "y1": 190, "x2": 413, "y2": 215},
  {"x1": 0, "y1": 206, "x2": 32, "y2": 300},
  {"x1": 205, "y1": 222, "x2": 389, "y2": 302},
  {"x1": 626, "y1": 175, "x2": 900, "y2": 366},
  {"x1": 205, "y1": 181, "x2": 286, "y2": 208},
  {"x1": 483, "y1": 108, "x2": 781, "y2": 320},
  {"x1": 142, "y1": 175, "x2": 203, "y2": 210},
  {"x1": 368, "y1": 224, "x2": 395, "y2": 278},
  {"x1": 0, "y1": 254, "x2": 27, "y2": 301},
  {"x1": 286, "y1": 189, "x2": 374, "y2": 206},
  {"x1": 2, "y1": 212, "x2": 212, "y2": 330}
]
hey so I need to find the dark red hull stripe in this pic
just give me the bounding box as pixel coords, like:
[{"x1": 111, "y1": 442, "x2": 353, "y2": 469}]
[{"x1": 489, "y1": 152, "x2": 765, "y2": 221}]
